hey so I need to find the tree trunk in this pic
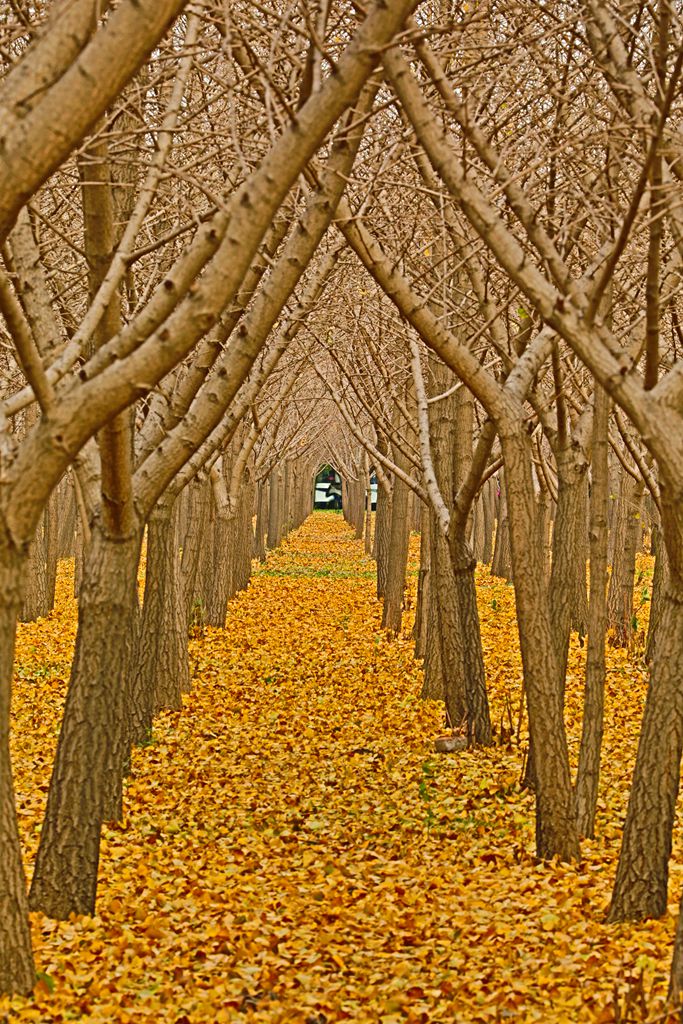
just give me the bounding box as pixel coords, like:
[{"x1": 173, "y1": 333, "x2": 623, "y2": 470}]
[
  {"x1": 0, "y1": 539, "x2": 35, "y2": 995},
  {"x1": 536, "y1": 473, "x2": 552, "y2": 581},
  {"x1": 471, "y1": 494, "x2": 485, "y2": 563},
  {"x1": 45, "y1": 486, "x2": 59, "y2": 611},
  {"x1": 353, "y1": 477, "x2": 365, "y2": 540},
  {"x1": 608, "y1": 569, "x2": 683, "y2": 922},
  {"x1": 570, "y1": 474, "x2": 589, "y2": 638},
  {"x1": 364, "y1": 479, "x2": 373, "y2": 555},
  {"x1": 414, "y1": 501, "x2": 430, "y2": 660},
  {"x1": 56, "y1": 475, "x2": 77, "y2": 559},
  {"x1": 430, "y1": 523, "x2": 466, "y2": 725},
  {"x1": 576, "y1": 385, "x2": 610, "y2": 838},
  {"x1": 646, "y1": 525, "x2": 667, "y2": 665},
  {"x1": 267, "y1": 467, "x2": 282, "y2": 550},
  {"x1": 134, "y1": 500, "x2": 189, "y2": 742},
  {"x1": 421, "y1": 357, "x2": 460, "y2": 701},
  {"x1": 381, "y1": 462, "x2": 410, "y2": 634},
  {"x1": 254, "y1": 480, "x2": 268, "y2": 562},
  {"x1": 451, "y1": 384, "x2": 491, "y2": 744},
  {"x1": 549, "y1": 440, "x2": 590, "y2": 689},
  {"x1": 607, "y1": 471, "x2": 645, "y2": 645},
  {"x1": 669, "y1": 891, "x2": 683, "y2": 1005},
  {"x1": 30, "y1": 523, "x2": 142, "y2": 919},
  {"x1": 20, "y1": 507, "x2": 49, "y2": 621},
  {"x1": 234, "y1": 469, "x2": 255, "y2": 592},
  {"x1": 449, "y1": 529, "x2": 492, "y2": 745},
  {"x1": 375, "y1": 479, "x2": 392, "y2": 599},
  {"x1": 180, "y1": 478, "x2": 211, "y2": 624},
  {"x1": 491, "y1": 472, "x2": 512, "y2": 580},
  {"x1": 502, "y1": 429, "x2": 579, "y2": 861},
  {"x1": 421, "y1": 519, "x2": 444, "y2": 700},
  {"x1": 481, "y1": 477, "x2": 494, "y2": 565},
  {"x1": 204, "y1": 507, "x2": 235, "y2": 627}
]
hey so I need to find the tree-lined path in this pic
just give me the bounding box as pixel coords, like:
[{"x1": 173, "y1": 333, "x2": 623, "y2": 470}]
[{"x1": 2, "y1": 513, "x2": 679, "y2": 1022}]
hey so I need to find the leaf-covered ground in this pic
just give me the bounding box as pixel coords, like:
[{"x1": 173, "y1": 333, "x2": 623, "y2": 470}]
[{"x1": 3, "y1": 513, "x2": 680, "y2": 1022}]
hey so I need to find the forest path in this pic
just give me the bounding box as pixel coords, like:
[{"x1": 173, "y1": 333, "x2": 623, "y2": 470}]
[{"x1": 4, "y1": 513, "x2": 676, "y2": 1022}]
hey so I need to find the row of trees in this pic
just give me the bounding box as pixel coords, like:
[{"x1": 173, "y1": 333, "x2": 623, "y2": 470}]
[{"x1": 1, "y1": 0, "x2": 683, "y2": 1005}]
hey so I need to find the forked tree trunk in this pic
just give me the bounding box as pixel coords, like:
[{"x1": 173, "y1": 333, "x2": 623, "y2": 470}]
[
  {"x1": 0, "y1": 539, "x2": 35, "y2": 995},
  {"x1": 30, "y1": 523, "x2": 143, "y2": 919},
  {"x1": 575, "y1": 385, "x2": 610, "y2": 838}
]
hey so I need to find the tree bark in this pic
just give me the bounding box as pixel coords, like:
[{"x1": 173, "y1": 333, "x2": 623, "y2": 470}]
[
  {"x1": 502, "y1": 429, "x2": 579, "y2": 861},
  {"x1": 0, "y1": 538, "x2": 35, "y2": 994},
  {"x1": 449, "y1": 529, "x2": 492, "y2": 745},
  {"x1": 381, "y1": 456, "x2": 411, "y2": 634},
  {"x1": 414, "y1": 501, "x2": 430, "y2": 660},
  {"x1": 20, "y1": 506, "x2": 49, "y2": 621},
  {"x1": 608, "y1": 567, "x2": 683, "y2": 921},
  {"x1": 375, "y1": 478, "x2": 392, "y2": 600},
  {"x1": 30, "y1": 523, "x2": 142, "y2": 918},
  {"x1": 646, "y1": 525, "x2": 667, "y2": 664},
  {"x1": 431, "y1": 524, "x2": 466, "y2": 724},
  {"x1": 180, "y1": 478, "x2": 211, "y2": 625},
  {"x1": 254, "y1": 480, "x2": 268, "y2": 562},
  {"x1": 267, "y1": 467, "x2": 282, "y2": 550},
  {"x1": 607, "y1": 471, "x2": 645, "y2": 645},
  {"x1": 550, "y1": 438, "x2": 590, "y2": 689},
  {"x1": 471, "y1": 494, "x2": 485, "y2": 563},
  {"x1": 576, "y1": 385, "x2": 610, "y2": 838},
  {"x1": 134, "y1": 499, "x2": 189, "y2": 741},
  {"x1": 481, "y1": 477, "x2": 494, "y2": 564},
  {"x1": 491, "y1": 472, "x2": 512, "y2": 580}
]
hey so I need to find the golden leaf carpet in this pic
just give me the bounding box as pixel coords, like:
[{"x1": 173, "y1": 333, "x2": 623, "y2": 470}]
[{"x1": 2, "y1": 513, "x2": 679, "y2": 1022}]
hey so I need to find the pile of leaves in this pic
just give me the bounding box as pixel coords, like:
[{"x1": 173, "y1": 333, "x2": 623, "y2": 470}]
[{"x1": 2, "y1": 514, "x2": 680, "y2": 1022}]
